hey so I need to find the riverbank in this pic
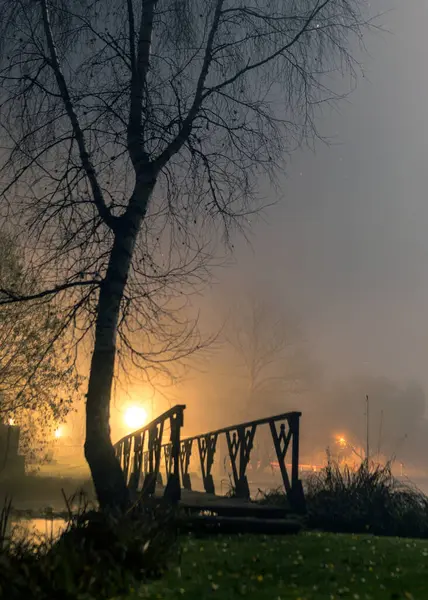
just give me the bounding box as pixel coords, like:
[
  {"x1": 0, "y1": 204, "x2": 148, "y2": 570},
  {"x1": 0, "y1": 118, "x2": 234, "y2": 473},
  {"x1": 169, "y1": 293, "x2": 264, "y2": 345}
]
[{"x1": 0, "y1": 474, "x2": 95, "y2": 512}]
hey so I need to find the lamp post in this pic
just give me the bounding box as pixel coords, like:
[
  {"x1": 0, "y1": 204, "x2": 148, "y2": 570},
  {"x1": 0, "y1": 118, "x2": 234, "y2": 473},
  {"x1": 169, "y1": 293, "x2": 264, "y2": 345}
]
[{"x1": 365, "y1": 394, "x2": 370, "y2": 461}]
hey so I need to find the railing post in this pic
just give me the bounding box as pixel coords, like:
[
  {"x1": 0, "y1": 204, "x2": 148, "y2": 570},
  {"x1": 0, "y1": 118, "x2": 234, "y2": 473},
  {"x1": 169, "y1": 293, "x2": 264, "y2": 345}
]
[
  {"x1": 225, "y1": 425, "x2": 256, "y2": 499},
  {"x1": 164, "y1": 407, "x2": 184, "y2": 503},
  {"x1": 146, "y1": 420, "x2": 164, "y2": 495},
  {"x1": 290, "y1": 412, "x2": 306, "y2": 514},
  {"x1": 198, "y1": 433, "x2": 218, "y2": 494},
  {"x1": 179, "y1": 439, "x2": 193, "y2": 490},
  {"x1": 122, "y1": 437, "x2": 132, "y2": 485},
  {"x1": 269, "y1": 420, "x2": 291, "y2": 495},
  {"x1": 291, "y1": 413, "x2": 300, "y2": 489},
  {"x1": 128, "y1": 431, "x2": 145, "y2": 495}
]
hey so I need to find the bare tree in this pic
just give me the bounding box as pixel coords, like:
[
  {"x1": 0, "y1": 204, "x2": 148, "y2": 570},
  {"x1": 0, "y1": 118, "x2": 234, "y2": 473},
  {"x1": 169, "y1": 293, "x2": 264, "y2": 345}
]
[
  {"x1": 226, "y1": 298, "x2": 311, "y2": 414},
  {"x1": 0, "y1": 0, "x2": 371, "y2": 511},
  {"x1": 225, "y1": 296, "x2": 318, "y2": 471}
]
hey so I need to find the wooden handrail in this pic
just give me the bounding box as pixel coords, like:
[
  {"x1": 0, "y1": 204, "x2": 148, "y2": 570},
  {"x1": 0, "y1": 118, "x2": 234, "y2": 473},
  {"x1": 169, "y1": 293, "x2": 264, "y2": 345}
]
[
  {"x1": 114, "y1": 403, "x2": 186, "y2": 447},
  {"x1": 181, "y1": 411, "x2": 302, "y2": 443}
]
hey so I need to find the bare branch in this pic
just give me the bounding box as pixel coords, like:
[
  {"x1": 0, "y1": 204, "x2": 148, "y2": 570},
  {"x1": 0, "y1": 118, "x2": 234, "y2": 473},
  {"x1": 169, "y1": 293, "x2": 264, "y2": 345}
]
[
  {"x1": 153, "y1": 0, "x2": 225, "y2": 171},
  {"x1": 0, "y1": 279, "x2": 100, "y2": 305},
  {"x1": 39, "y1": 0, "x2": 117, "y2": 230},
  {"x1": 127, "y1": 0, "x2": 158, "y2": 170},
  {"x1": 207, "y1": 0, "x2": 333, "y2": 96},
  {"x1": 127, "y1": 0, "x2": 137, "y2": 73}
]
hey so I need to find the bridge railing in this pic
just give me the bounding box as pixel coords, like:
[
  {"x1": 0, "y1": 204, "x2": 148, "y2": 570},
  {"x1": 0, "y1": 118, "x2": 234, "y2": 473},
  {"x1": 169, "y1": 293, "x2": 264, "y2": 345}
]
[
  {"x1": 114, "y1": 408, "x2": 305, "y2": 512},
  {"x1": 179, "y1": 411, "x2": 305, "y2": 512},
  {"x1": 113, "y1": 404, "x2": 186, "y2": 502}
]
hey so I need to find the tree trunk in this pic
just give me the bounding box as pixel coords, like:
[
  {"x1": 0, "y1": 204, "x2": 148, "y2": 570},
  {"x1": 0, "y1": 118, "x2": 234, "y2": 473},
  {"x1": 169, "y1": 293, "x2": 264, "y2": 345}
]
[{"x1": 84, "y1": 187, "x2": 151, "y2": 513}]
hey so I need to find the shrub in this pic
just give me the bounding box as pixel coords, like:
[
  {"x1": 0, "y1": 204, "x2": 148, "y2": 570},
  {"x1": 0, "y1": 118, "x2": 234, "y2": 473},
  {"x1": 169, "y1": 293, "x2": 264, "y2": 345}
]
[
  {"x1": 0, "y1": 495, "x2": 179, "y2": 600},
  {"x1": 255, "y1": 486, "x2": 291, "y2": 508},
  {"x1": 305, "y1": 459, "x2": 428, "y2": 538}
]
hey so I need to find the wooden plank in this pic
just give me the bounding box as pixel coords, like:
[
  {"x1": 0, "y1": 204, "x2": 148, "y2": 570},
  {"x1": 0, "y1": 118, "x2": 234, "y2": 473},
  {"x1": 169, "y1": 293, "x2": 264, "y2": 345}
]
[
  {"x1": 179, "y1": 515, "x2": 302, "y2": 535},
  {"x1": 155, "y1": 486, "x2": 291, "y2": 518}
]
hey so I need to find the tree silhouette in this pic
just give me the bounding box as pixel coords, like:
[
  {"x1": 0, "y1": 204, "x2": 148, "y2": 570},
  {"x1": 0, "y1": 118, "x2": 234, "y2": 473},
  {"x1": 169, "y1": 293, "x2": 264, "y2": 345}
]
[
  {"x1": 0, "y1": 232, "x2": 79, "y2": 466},
  {"x1": 226, "y1": 297, "x2": 314, "y2": 416}
]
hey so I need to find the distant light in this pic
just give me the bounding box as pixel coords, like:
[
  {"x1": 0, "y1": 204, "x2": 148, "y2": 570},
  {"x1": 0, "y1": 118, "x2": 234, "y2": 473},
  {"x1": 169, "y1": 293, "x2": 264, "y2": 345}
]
[
  {"x1": 124, "y1": 406, "x2": 147, "y2": 430},
  {"x1": 54, "y1": 428, "x2": 62, "y2": 439},
  {"x1": 8, "y1": 418, "x2": 14, "y2": 426},
  {"x1": 337, "y1": 435, "x2": 347, "y2": 448}
]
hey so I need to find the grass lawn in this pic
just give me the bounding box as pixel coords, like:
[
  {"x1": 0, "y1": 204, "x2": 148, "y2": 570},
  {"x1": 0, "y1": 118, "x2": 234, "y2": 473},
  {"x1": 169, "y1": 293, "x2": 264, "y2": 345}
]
[{"x1": 132, "y1": 532, "x2": 428, "y2": 600}]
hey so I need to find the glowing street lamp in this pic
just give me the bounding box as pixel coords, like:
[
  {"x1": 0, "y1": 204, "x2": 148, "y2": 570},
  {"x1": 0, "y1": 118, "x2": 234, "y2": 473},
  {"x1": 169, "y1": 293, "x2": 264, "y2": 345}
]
[
  {"x1": 8, "y1": 418, "x2": 15, "y2": 426},
  {"x1": 54, "y1": 427, "x2": 62, "y2": 439},
  {"x1": 336, "y1": 435, "x2": 347, "y2": 448},
  {"x1": 123, "y1": 406, "x2": 147, "y2": 430}
]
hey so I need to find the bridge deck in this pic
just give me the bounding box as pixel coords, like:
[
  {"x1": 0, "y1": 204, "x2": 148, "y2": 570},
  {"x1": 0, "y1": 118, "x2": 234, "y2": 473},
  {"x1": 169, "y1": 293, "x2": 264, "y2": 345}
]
[
  {"x1": 154, "y1": 486, "x2": 292, "y2": 518},
  {"x1": 153, "y1": 487, "x2": 301, "y2": 534}
]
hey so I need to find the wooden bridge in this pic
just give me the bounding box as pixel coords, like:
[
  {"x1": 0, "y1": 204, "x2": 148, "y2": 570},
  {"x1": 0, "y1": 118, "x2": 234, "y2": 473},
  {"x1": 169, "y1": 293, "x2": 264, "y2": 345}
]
[{"x1": 113, "y1": 405, "x2": 305, "y2": 532}]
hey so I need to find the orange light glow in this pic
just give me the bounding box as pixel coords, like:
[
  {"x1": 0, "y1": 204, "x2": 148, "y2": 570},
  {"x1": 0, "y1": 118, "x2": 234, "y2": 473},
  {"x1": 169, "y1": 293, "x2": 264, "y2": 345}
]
[
  {"x1": 337, "y1": 435, "x2": 347, "y2": 447},
  {"x1": 54, "y1": 427, "x2": 62, "y2": 439},
  {"x1": 124, "y1": 406, "x2": 147, "y2": 430},
  {"x1": 8, "y1": 418, "x2": 14, "y2": 426}
]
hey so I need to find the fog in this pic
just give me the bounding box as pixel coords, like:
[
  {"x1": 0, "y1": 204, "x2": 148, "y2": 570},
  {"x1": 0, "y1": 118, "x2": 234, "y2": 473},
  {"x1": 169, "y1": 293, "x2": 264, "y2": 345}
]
[
  {"x1": 219, "y1": 0, "x2": 428, "y2": 384},
  {"x1": 156, "y1": 0, "x2": 428, "y2": 474},
  {"x1": 56, "y1": 0, "x2": 428, "y2": 478}
]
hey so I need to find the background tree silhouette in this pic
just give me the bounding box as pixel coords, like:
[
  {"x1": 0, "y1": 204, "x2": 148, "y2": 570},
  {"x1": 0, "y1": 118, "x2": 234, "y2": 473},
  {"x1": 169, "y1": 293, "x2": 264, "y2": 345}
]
[
  {"x1": 0, "y1": 231, "x2": 80, "y2": 467},
  {"x1": 225, "y1": 296, "x2": 317, "y2": 417}
]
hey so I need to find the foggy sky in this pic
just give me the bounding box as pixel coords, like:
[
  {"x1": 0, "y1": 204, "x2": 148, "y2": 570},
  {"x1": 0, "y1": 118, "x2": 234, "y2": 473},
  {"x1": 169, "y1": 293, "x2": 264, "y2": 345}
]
[
  {"x1": 204, "y1": 0, "x2": 428, "y2": 396},
  {"x1": 11, "y1": 0, "x2": 428, "y2": 477},
  {"x1": 68, "y1": 0, "x2": 428, "y2": 459}
]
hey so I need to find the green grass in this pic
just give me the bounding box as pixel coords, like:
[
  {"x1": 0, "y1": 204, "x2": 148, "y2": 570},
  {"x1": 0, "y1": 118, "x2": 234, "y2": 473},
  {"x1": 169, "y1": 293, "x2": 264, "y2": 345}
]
[{"x1": 130, "y1": 532, "x2": 428, "y2": 600}]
